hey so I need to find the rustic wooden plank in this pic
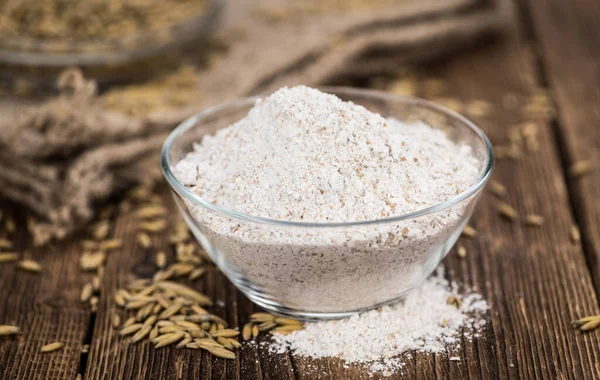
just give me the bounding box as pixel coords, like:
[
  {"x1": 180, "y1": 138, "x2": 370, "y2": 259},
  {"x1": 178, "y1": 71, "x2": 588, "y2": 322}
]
[
  {"x1": 0, "y1": 211, "x2": 90, "y2": 380},
  {"x1": 417, "y1": 32, "x2": 600, "y2": 378},
  {"x1": 517, "y1": 0, "x2": 600, "y2": 294}
]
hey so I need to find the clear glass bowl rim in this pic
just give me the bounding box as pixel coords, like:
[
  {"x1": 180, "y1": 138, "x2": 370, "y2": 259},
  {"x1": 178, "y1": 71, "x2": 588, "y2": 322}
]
[{"x1": 161, "y1": 86, "x2": 494, "y2": 228}]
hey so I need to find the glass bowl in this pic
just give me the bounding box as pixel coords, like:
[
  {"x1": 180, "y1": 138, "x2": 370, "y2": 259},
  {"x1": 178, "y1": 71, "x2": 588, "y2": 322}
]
[
  {"x1": 161, "y1": 87, "x2": 494, "y2": 321},
  {"x1": 0, "y1": 0, "x2": 223, "y2": 86}
]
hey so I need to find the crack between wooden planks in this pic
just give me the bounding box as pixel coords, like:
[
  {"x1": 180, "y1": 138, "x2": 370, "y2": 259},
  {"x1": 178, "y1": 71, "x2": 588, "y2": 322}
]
[
  {"x1": 513, "y1": 0, "x2": 600, "y2": 302},
  {"x1": 287, "y1": 351, "x2": 300, "y2": 380},
  {"x1": 78, "y1": 310, "x2": 97, "y2": 378},
  {"x1": 76, "y1": 220, "x2": 118, "y2": 378}
]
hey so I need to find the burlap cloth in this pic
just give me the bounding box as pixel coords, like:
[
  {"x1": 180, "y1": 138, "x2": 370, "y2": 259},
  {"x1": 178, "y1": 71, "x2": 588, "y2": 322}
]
[{"x1": 0, "y1": 0, "x2": 508, "y2": 244}]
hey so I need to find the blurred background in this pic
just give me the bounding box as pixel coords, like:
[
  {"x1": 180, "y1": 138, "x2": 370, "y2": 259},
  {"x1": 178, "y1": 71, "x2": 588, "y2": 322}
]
[
  {"x1": 0, "y1": 0, "x2": 511, "y2": 243},
  {"x1": 2, "y1": 1, "x2": 600, "y2": 379}
]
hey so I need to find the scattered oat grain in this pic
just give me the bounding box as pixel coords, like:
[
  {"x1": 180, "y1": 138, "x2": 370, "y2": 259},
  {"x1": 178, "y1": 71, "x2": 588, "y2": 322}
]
[
  {"x1": 137, "y1": 232, "x2": 152, "y2": 249},
  {"x1": 272, "y1": 324, "x2": 304, "y2": 334},
  {"x1": 122, "y1": 317, "x2": 136, "y2": 328},
  {"x1": 120, "y1": 324, "x2": 143, "y2": 336},
  {"x1": 80, "y1": 283, "x2": 93, "y2": 303},
  {"x1": 135, "y1": 206, "x2": 167, "y2": 219},
  {"x1": 497, "y1": 202, "x2": 518, "y2": 221},
  {"x1": 524, "y1": 214, "x2": 544, "y2": 227},
  {"x1": 461, "y1": 225, "x2": 477, "y2": 238},
  {"x1": 140, "y1": 220, "x2": 168, "y2": 233},
  {"x1": 211, "y1": 329, "x2": 240, "y2": 338},
  {"x1": 457, "y1": 245, "x2": 467, "y2": 259},
  {"x1": 570, "y1": 226, "x2": 581, "y2": 243},
  {"x1": 90, "y1": 296, "x2": 99, "y2": 312},
  {"x1": 156, "y1": 252, "x2": 167, "y2": 269},
  {"x1": 275, "y1": 317, "x2": 303, "y2": 326},
  {"x1": 18, "y1": 259, "x2": 42, "y2": 273},
  {"x1": 92, "y1": 276, "x2": 101, "y2": 291},
  {"x1": 0, "y1": 253, "x2": 18, "y2": 263},
  {"x1": 41, "y1": 342, "x2": 64, "y2": 353},
  {"x1": 189, "y1": 267, "x2": 205, "y2": 280},
  {"x1": 242, "y1": 323, "x2": 252, "y2": 341},
  {"x1": 0, "y1": 325, "x2": 20, "y2": 336},
  {"x1": 205, "y1": 346, "x2": 235, "y2": 359},
  {"x1": 92, "y1": 221, "x2": 111, "y2": 240},
  {"x1": 0, "y1": 238, "x2": 13, "y2": 250},
  {"x1": 569, "y1": 161, "x2": 594, "y2": 179},
  {"x1": 131, "y1": 325, "x2": 152, "y2": 343},
  {"x1": 154, "y1": 332, "x2": 185, "y2": 348},
  {"x1": 573, "y1": 315, "x2": 600, "y2": 332},
  {"x1": 80, "y1": 251, "x2": 106, "y2": 271},
  {"x1": 112, "y1": 314, "x2": 121, "y2": 328},
  {"x1": 250, "y1": 312, "x2": 275, "y2": 322}
]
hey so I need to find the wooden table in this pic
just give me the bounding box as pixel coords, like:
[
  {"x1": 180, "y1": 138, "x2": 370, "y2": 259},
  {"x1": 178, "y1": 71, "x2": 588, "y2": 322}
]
[{"x1": 1, "y1": 0, "x2": 600, "y2": 378}]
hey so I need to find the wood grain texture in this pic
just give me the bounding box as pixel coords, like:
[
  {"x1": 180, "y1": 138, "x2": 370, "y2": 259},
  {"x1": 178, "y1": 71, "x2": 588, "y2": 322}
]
[
  {"x1": 0, "y1": 212, "x2": 89, "y2": 380},
  {"x1": 420, "y1": 28, "x2": 600, "y2": 380},
  {"x1": 518, "y1": 0, "x2": 600, "y2": 294}
]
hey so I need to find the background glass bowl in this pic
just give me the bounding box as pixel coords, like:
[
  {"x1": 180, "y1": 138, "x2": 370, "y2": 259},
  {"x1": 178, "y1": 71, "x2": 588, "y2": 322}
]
[
  {"x1": 161, "y1": 87, "x2": 494, "y2": 321},
  {"x1": 0, "y1": 0, "x2": 223, "y2": 86}
]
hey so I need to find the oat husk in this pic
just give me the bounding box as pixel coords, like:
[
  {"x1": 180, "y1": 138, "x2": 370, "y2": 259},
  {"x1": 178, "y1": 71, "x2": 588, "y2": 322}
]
[
  {"x1": 0, "y1": 325, "x2": 21, "y2": 336},
  {"x1": 0, "y1": 253, "x2": 18, "y2": 263},
  {"x1": 40, "y1": 342, "x2": 65, "y2": 353},
  {"x1": 0, "y1": 0, "x2": 507, "y2": 245},
  {"x1": 18, "y1": 259, "x2": 42, "y2": 273},
  {"x1": 573, "y1": 315, "x2": 600, "y2": 332},
  {"x1": 457, "y1": 245, "x2": 467, "y2": 259}
]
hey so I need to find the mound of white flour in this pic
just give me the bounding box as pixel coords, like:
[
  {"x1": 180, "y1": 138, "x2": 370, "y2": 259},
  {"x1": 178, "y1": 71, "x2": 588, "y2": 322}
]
[
  {"x1": 174, "y1": 86, "x2": 482, "y2": 313},
  {"x1": 175, "y1": 86, "x2": 479, "y2": 222}
]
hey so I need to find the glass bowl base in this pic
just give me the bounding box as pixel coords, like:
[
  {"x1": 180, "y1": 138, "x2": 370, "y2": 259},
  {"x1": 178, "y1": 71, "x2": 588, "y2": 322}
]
[{"x1": 234, "y1": 278, "x2": 418, "y2": 322}]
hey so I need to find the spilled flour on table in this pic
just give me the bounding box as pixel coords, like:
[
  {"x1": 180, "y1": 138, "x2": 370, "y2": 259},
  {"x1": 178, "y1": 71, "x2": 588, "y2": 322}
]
[{"x1": 270, "y1": 268, "x2": 488, "y2": 376}]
